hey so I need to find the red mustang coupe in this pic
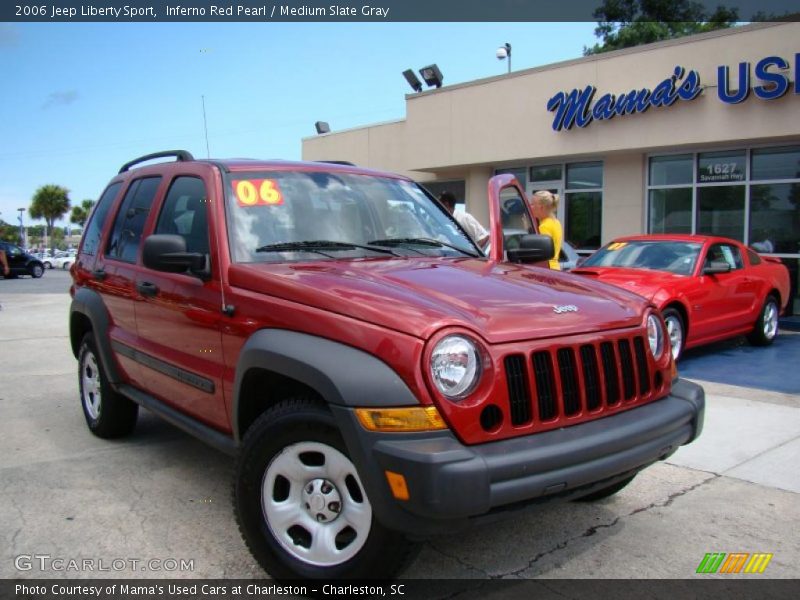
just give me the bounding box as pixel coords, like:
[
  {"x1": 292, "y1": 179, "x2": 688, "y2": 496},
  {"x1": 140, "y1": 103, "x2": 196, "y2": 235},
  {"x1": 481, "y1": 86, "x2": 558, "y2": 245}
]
[{"x1": 573, "y1": 235, "x2": 791, "y2": 360}]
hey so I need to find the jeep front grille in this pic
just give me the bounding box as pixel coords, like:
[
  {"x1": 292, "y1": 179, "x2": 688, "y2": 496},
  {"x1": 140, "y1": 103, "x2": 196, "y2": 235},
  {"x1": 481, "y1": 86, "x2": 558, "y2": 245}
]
[{"x1": 504, "y1": 334, "x2": 653, "y2": 427}]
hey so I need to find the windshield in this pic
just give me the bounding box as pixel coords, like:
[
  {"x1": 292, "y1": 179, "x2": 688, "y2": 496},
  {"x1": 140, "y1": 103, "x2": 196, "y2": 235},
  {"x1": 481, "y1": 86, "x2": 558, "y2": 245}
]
[
  {"x1": 583, "y1": 240, "x2": 702, "y2": 275},
  {"x1": 225, "y1": 170, "x2": 479, "y2": 263}
]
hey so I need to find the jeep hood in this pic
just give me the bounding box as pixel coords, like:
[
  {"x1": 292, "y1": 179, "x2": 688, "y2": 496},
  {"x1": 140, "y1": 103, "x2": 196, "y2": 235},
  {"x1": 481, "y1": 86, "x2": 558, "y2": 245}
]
[{"x1": 229, "y1": 259, "x2": 647, "y2": 344}]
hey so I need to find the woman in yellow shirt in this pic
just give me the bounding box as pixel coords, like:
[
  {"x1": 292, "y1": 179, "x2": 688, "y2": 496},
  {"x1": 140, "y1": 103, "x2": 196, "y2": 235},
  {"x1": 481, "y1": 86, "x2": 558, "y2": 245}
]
[{"x1": 530, "y1": 190, "x2": 563, "y2": 270}]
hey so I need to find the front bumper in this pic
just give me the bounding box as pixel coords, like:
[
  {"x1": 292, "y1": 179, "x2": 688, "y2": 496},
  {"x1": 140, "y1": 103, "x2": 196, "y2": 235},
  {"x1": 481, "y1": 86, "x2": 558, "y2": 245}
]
[{"x1": 332, "y1": 378, "x2": 704, "y2": 536}]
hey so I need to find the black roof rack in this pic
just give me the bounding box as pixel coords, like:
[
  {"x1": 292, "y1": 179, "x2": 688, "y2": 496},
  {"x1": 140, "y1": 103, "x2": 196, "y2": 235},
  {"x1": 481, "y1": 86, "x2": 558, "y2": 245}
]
[{"x1": 118, "y1": 150, "x2": 194, "y2": 174}]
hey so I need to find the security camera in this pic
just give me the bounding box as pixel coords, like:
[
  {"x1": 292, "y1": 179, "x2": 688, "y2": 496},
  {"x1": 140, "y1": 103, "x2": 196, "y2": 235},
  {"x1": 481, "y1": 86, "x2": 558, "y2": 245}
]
[{"x1": 496, "y1": 47, "x2": 508, "y2": 60}]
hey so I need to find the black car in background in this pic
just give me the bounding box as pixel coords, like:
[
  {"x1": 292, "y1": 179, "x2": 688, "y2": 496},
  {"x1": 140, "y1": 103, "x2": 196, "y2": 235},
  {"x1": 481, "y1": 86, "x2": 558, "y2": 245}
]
[{"x1": 0, "y1": 242, "x2": 45, "y2": 278}]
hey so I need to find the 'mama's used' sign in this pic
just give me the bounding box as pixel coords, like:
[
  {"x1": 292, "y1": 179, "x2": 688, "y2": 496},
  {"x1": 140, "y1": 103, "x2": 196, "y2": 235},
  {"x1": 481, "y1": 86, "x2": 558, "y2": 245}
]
[{"x1": 547, "y1": 54, "x2": 799, "y2": 132}]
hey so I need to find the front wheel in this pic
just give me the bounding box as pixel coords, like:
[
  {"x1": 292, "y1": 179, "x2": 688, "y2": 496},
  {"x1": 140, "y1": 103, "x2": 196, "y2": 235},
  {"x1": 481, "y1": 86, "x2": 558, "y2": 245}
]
[
  {"x1": 78, "y1": 333, "x2": 138, "y2": 438},
  {"x1": 234, "y1": 397, "x2": 415, "y2": 580},
  {"x1": 748, "y1": 295, "x2": 779, "y2": 346},
  {"x1": 662, "y1": 308, "x2": 685, "y2": 361},
  {"x1": 30, "y1": 264, "x2": 44, "y2": 278}
]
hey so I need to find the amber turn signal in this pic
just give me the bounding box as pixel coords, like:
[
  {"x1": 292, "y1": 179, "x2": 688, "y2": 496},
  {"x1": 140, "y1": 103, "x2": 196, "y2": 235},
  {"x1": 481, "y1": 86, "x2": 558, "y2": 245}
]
[
  {"x1": 385, "y1": 471, "x2": 410, "y2": 501},
  {"x1": 355, "y1": 406, "x2": 447, "y2": 432}
]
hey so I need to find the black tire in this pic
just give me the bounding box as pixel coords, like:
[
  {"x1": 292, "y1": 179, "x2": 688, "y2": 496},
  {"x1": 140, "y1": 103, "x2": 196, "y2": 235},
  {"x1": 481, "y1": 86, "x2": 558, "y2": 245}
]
[
  {"x1": 78, "y1": 332, "x2": 138, "y2": 438},
  {"x1": 29, "y1": 263, "x2": 44, "y2": 278},
  {"x1": 234, "y1": 397, "x2": 416, "y2": 580},
  {"x1": 662, "y1": 308, "x2": 685, "y2": 361},
  {"x1": 748, "y1": 295, "x2": 779, "y2": 346},
  {"x1": 43, "y1": 261, "x2": 52, "y2": 269},
  {"x1": 575, "y1": 475, "x2": 636, "y2": 502}
]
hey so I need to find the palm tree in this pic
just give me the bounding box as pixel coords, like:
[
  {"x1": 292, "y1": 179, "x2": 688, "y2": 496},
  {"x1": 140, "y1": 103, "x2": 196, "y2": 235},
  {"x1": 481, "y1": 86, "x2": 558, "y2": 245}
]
[
  {"x1": 70, "y1": 199, "x2": 96, "y2": 228},
  {"x1": 29, "y1": 184, "x2": 71, "y2": 257}
]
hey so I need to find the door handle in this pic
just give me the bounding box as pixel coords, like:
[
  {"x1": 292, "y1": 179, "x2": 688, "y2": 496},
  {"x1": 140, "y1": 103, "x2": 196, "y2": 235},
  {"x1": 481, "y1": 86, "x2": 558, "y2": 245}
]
[
  {"x1": 92, "y1": 268, "x2": 106, "y2": 281},
  {"x1": 137, "y1": 281, "x2": 159, "y2": 297}
]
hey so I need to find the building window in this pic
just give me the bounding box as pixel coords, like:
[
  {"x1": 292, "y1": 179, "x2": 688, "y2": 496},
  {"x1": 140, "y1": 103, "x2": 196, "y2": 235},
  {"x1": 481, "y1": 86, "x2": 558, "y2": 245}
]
[
  {"x1": 648, "y1": 146, "x2": 800, "y2": 250},
  {"x1": 565, "y1": 162, "x2": 603, "y2": 250},
  {"x1": 648, "y1": 145, "x2": 800, "y2": 314},
  {"x1": 530, "y1": 164, "x2": 562, "y2": 183},
  {"x1": 649, "y1": 188, "x2": 692, "y2": 234},
  {"x1": 697, "y1": 185, "x2": 745, "y2": 241},
  {"x1": 423, "y1": 180, "x2": 466, "y2": 204},
  {"x1": 494, "y1": 168, "x2": 527, "y2": 187}
]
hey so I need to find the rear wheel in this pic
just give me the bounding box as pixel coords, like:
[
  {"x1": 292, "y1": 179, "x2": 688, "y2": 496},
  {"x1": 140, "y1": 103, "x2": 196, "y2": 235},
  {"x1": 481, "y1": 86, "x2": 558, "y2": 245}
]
[
  {"x1": 748, "y1": 295, "x2": 779, "y2": 346},
  {"x1": 78, "y1": 333, "x2": 138, "y2": 438},
  {"x1": 662, "y1": 308, "x2": 685, "y2": 361},
  {"x1": 234, "y1": 397, "x2": 415, "y2": 579}
]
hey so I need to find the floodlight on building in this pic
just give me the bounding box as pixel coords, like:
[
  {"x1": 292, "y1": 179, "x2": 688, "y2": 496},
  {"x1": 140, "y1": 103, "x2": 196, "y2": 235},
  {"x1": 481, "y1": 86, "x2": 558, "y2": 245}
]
[
  {"x1": 315, "y1": 121, "x2": 331, "y2": 135},
  {"x1": 402, "y1": 69, "x2": 423, "y2": 93},
  {"x1": 497, "y1": 43, "x2": 512, "y2": 74},
  {"x1": 418, "y1": 64, "x2": 444, "y2": 89}
]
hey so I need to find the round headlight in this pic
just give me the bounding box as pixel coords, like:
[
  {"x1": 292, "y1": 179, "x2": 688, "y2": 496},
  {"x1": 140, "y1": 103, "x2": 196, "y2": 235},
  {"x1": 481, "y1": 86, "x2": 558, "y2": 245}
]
[
  {"x1": 430, "y1": 335, "x2": 481, "y2": 400},
  {"x1": 647, "y1": 314, "x2": 665, "y2": 360}
]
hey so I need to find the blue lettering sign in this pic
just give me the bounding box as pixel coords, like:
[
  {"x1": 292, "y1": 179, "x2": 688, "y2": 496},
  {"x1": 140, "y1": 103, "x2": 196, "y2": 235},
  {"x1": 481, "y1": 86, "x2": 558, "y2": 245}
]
[
  {"x1": 718, "y1": 63, "x2": 751, "y2": 104},
  {"x1": 547, "y1": 66, "x2": 702, "y2": 132},
  {"x1": 753, "y1": 56, "x2": 790, "y2": 100},
  {"x1": 546, "y1": 86, "x2": 595, "y2": 131}
]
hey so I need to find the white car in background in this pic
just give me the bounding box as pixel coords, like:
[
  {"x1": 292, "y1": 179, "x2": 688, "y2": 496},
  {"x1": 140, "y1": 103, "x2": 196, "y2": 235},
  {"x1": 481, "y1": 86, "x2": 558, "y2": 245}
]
[{"x1": 53, "y1": 253, "x2": 76, "y2": 270}]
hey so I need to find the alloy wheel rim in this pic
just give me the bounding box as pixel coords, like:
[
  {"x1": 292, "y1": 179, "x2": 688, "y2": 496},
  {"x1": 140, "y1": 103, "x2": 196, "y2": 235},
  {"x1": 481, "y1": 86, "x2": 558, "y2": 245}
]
[
  {"x1": 764, "y1": 302, "x2": 778, "y2": 340},
  {"x1": 665, "y1": 316, "x2": 683, "y2": 360},
  {"x1": 81, "y1": 351, "x2": 102, "y2": 420},
  {"x1": 261, "y1": 441, "x2": 372, "y2": 567}
]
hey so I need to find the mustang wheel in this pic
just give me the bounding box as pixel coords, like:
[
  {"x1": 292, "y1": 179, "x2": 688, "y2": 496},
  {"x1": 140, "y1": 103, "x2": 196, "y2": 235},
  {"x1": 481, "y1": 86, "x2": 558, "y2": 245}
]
[
  {"x1": 78, "y1": 333, "x2": 138, "y2": 438},
  {"x1": 662, "y1": 308, "x2": 685, "y2": 361},
  {"x1": 748, "y1": 295, "x2": 779, "y2": 346},
  {"x1": 234, "y1": 397, "x2": 415, "y2": 579}
]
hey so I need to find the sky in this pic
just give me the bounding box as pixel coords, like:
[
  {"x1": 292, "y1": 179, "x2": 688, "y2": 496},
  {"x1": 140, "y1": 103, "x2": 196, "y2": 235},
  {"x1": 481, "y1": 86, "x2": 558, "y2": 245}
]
[{"x1": 0, "y1": 22, "x2": 598, "y2": 230}]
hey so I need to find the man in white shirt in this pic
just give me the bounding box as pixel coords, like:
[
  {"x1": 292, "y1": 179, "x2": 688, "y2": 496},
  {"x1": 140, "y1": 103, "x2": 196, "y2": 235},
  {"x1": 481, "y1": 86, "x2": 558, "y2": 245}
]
[{"x1": 439, "y1": 192, "x2": 489, "y2": 249}]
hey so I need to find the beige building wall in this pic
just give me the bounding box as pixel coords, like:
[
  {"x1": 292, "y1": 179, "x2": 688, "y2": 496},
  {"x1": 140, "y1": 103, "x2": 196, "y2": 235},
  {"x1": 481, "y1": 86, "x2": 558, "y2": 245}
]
[{"x1": 303, "y1": 22, "x2": 800, "y2": 241}]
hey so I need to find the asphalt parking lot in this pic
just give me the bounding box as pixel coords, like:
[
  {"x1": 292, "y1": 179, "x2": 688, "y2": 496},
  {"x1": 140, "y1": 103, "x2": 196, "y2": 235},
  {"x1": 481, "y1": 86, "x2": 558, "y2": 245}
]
[{"x1": 1, "y1": 269, "x2": 799, "y2": 581}]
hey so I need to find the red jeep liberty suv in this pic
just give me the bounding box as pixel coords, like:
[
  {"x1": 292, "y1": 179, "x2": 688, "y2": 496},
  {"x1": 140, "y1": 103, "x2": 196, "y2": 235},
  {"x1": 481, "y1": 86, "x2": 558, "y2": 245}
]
[{"x1": 69, "y1": 151, "x2": 704, "y2": 579}]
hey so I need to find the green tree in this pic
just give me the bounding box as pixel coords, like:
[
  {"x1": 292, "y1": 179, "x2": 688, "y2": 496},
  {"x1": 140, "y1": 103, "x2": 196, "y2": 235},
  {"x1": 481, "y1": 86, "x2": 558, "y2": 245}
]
[
  {"x1": 585, "y1": 0, "x2": 738, "y2": 55},
  {"x1": 0, "y1": 220, "x2": 18, "y2": 243},
  {"x1": 70, "y1": 199, "x2": 96, "y2": 228},
  {"x1": 29, "y1": 184, "x2": 71, "y2": 257}
]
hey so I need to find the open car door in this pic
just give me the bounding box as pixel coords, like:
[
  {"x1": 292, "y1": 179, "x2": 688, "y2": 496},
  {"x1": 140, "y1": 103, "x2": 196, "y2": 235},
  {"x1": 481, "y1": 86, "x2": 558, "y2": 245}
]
[{"x1": 487, "y1": 173, "x2": 554, "y2": 267}]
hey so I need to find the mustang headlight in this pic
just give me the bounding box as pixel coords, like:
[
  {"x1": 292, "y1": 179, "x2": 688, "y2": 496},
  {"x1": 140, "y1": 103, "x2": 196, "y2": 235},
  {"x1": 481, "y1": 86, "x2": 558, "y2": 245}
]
[
  {"x1": 647, "y1": 313, "x2": 665, "y2": 360},
  {"x1": 430, "y1": 335, "x2": 481, "y2": 400}
]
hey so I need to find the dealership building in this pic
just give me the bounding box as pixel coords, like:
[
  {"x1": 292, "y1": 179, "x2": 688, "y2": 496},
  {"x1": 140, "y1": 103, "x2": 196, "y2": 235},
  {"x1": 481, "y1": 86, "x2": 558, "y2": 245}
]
[{"x1": 302, "y1": 21, "x2": 800, "y2": 313}]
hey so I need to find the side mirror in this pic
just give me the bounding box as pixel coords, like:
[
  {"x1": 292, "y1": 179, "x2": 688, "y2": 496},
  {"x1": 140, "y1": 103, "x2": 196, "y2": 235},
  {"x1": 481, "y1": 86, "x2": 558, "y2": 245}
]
[
  {"x1": 506, "y1": 234, "x2": 554, "y2": 264},
  {"x1": 143, "y1": 234, "x2": 207, "y2": 277},
  {"x1": 703, "y1": 260, "x2": 731, "y2": 275}
]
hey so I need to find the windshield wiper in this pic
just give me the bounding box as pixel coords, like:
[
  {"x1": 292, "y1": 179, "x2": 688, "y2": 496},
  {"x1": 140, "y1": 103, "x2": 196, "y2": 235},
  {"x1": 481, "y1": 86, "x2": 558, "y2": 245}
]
[
  {"x1": 256, "y1": 240, "x2": 400, "y2": 257},
  {"x1": 367, "y1": 237, "x2": 480, "y2": 258}
]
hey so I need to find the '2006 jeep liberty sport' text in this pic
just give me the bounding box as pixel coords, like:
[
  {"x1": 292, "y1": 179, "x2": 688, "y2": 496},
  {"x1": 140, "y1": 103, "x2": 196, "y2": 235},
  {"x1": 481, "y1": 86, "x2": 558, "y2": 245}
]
[{"x1": 69, "y1": 151, "x2": 704, "y2": 579}]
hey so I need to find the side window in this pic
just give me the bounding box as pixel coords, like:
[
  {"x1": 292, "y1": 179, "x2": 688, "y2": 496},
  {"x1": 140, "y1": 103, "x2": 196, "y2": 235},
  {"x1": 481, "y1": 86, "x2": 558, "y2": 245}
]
[
  {"x1": 706, "y1": 243, "x2": 743, "y2": 270},
  {"x1": 155, "y1": 177, "x2": 209, "y2": 255},
  {"x1": 747, "y1": 249, "x2": 762, "y2": 265},
  {"x1": 106, "y1": 177, "x2": 162, "y2": 263},
  {"x1": 499, "y1": 188, "x2": 533, "y2": 233},
  {"x1": 82, "y1": 182, "x2": 122, "y2": 256}
]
